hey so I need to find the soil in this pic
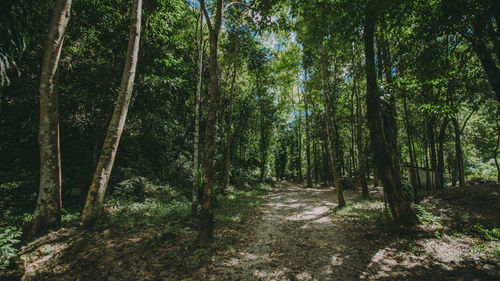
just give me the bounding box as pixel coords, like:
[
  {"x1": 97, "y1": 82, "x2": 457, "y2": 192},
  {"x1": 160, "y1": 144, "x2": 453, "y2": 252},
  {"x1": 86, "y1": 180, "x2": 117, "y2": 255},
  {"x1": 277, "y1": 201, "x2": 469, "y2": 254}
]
[{"x1": 10, "y1": 182, "x2": 500, "y2": 280}]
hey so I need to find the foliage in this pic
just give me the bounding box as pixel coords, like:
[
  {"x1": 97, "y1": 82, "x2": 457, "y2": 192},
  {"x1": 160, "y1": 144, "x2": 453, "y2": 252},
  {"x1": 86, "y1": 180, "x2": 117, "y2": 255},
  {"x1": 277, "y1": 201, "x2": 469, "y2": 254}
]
[{"x1": 0, "y1": 226, "x2": 22, "y2": 271}]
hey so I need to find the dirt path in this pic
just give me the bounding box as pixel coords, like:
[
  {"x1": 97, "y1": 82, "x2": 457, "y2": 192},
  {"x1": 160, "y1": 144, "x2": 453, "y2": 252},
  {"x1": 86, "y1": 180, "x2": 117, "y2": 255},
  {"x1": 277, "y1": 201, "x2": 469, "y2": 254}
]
[
  {"x1": 193, "y1": 182, "x2": 370, "y2": 280},
  {"x1": 13, "y1": 182, "x2": 500, "y2": 280},
  {"x1": 193, "y1": 182, "x2": 500, "y2": 281}
]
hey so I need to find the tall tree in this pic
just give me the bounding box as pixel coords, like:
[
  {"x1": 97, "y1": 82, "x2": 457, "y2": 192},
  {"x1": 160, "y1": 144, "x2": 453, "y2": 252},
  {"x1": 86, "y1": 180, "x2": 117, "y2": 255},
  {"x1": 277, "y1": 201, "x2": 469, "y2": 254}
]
[
  {"x1": 31, "y1": 0, "x2": 72, "y2": 237},
  {"x1": 223, "y1": 34, "x2": 239, "y2": 190},
  {"x1": 198, "y1": 0, "x2": 223, "y2": 245},
  {"x1": 82, "y1": 0, "x2": 142, "y2": 225},
  {"x1": 321, "y1": 44, "x2": 346, "y2": 208},
  {"x1": 353, "y1": 53, "x2": 368, "y2": 197},
  {"x1": 364, "y1": 0, "x2": 419, "y2": 225},
  {"x1": 303, "y1": 59, "x2": 312, "y2": 188},
  {"x1": 192, "y1": 12, "x2": 204, "y2": 216}
]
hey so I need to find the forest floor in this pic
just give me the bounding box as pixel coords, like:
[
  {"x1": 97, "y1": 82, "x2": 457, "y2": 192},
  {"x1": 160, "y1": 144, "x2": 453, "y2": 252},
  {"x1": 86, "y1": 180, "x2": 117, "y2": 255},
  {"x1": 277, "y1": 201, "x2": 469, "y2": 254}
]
[{"x1": 7, "y1": 182, "x2": 500, "y2": 280}]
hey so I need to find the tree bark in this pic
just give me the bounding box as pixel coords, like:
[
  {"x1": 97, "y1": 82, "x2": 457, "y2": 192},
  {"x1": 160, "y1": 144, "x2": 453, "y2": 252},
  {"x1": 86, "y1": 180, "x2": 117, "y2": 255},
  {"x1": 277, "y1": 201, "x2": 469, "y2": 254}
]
[
  {"x1": 403, "y1": 97, "x2": 418, "y2": 200},
  {"x1": 495, "y1": 113, "x2": 500, "y2": 183},
  {"x1": 381, "y1": 35, "x2": 402, "y2": 186},
  {"x1": 31, "y1": 0, "x2": 71, "y2": 237},
  {"x1": 297, "y1": 113, "x2": 303, "y2": 182},
  {"x1": 355, "y1": 73, "x2": 368, "y2": 197},
  {"x1": 223, "y1": 36, "x2": 238, "y2": 190},
  {"x1": 82, "y1": 0, "x2": 141, "y2": 225},
  {"x1": 363, "y1": 0, "x2": 419, "y2": 225},
  {"x1": 436, "y1": 118, "x2": 448, "y2": 189},
  {"x1": 304, "y1": 67, "x2": 312, "y2": 188},
  {"x1": 192, "y1": 13, "x2": 204, "y2": 216},
  {"x1": 321, "y1": 44, "x2": 346, "y2": 208},
  {"x1": 427, "y1": 115, "x2": 437, "y2": 189},
  {"x1": 470, "y1": 40, "x2": 500, "y2": 103},
  {"x1": 198, "y1": 0, "x2": 223, "y2": 245}
]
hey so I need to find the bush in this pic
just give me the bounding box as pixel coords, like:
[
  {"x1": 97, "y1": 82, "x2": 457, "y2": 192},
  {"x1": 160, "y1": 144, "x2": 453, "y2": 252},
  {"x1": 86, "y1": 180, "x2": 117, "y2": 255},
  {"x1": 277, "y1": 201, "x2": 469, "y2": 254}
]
[{"x1": 0, "y1": 226, "x2": 22, "y2": 271}]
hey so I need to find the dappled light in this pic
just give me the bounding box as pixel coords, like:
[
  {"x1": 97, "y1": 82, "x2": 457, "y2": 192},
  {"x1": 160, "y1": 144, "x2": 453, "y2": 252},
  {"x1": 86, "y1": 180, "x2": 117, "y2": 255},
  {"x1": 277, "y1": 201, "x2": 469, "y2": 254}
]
[{"x1": 1, "y1": 0, "x2": 500, "y2": 280}]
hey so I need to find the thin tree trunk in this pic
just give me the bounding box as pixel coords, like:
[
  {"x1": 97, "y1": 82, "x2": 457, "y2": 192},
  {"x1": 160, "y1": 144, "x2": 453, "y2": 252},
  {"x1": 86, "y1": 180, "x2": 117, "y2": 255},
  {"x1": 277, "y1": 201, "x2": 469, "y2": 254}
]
[
  {"x1": 304, "y1": 67, "x2": 312, "y2": 188},
  {"x1": 403, "y1": 97, "x2": 418, "y2": 201},
  {"x1": 223, "y1": 36, "x2": 238, "y2": 190},
  {"x1": 82, "y1": 0, "x2": 141, "y2": 225},
  {"x1": 350, "y1": 81, "x2": 356, "y2": 178},
  {"x1": 297, "y1": 114, "x2": 302, "y2": 182},
  {"x1": 198, "y1": 0, "x2": 223, "y2": 245},
  {"x1": 313, "y1": 139, "x2": 319, "y2": 183},
  {"x1": 436, "y1": 118, "x2": 448, "y2": 189},
  {"x1": 31, "y1": 0, "x2": 71, "y2": 237},
  {"x1": 355, "y1": 74, "x2": 368, "y2": 197},
  {"x1": 427, "y1": 115, "x2": 437, "y2": 189},
  {"x1": 470, "y1": 40, "x2": 500, "y2": 104},
  {"x1": 192, "y1": 13, "x2": 204, "y2": 216},
  {"x1": 321, "y1": 44, "x2": 346, "y2": 208},
  {"x1": 495, "y1": 113, "x2": 500, "y2": 183},
  {"x1": 424, "y1": 131, "x2": 430, "y2": 189},
  {"x1": 363, "y1": 0, "x2": 419, "y2": 225},
  {"x1": 322, "y1": 132, "x2": 329, "y2": 185},
  {"x1": 451, "y1": 117, "x2": 465, "y2": 186}
]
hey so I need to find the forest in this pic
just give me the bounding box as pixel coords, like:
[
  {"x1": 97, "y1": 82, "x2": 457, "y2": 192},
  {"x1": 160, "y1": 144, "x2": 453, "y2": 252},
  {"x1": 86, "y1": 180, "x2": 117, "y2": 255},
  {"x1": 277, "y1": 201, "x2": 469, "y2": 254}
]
[{"x1": 1, "y1": 0, "x2": 499, "y2": 280}]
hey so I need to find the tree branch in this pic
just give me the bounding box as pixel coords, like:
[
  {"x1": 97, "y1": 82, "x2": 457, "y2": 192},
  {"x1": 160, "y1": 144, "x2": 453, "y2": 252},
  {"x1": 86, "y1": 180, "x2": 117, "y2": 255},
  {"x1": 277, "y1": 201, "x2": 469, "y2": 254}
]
[
  {"x1": 199, "y1": 0, "x2": 213, "y2": 33},
  {"x1": 224, "y1": 1, "x2": 252, "y2": 12}
]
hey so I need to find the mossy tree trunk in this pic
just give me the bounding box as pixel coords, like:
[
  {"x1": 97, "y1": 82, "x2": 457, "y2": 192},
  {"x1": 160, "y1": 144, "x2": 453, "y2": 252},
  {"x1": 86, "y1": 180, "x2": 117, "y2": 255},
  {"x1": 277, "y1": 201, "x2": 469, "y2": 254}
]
[
  {"x1": 31, "y1": 0, "x2": 71, "y2": 237},
  {"x1": 198, "y1": 0, "x2": 223, "y2": 245},
  {"x1": 364, "y1": 0, "x2": 419, "y2": 226}
]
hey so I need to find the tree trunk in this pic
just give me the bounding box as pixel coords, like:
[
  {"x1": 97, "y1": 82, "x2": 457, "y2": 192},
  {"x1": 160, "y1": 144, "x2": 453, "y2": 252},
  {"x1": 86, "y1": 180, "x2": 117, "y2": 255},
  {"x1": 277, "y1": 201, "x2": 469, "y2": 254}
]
[
  {"x1": 363, "y1": 0, "x2": 419, "y2": 225},
  {"x1": 424, "y1": 132, "x2": 430, "y2": 189},
  {"x1": 31, "y1": 0, "x2": 71, "y2": 237},
  {"x1": 322, "y1": 132, "x2": 329, "y2": 185},
  {"x1": 260, "y1": 96, "x2": 266, "y2": 182},
  {"x1": 198, "y1": 0, "x2": 223, "y2": 245},
  {"x1": 373, "y1": 165, "x2": 378, "y2": 187},
  {"x1": 304, "y1": 67, "x2": 312, "y2": 188},
  {"x1": 321, "y1": 44, "x2": 346, "y2": 208},
  {"x1": 495, "y1": 114, "x2": 500, "y2": 183},
  {"x1": 297, "y1": 114, "x2": 302, "y2": 182},
  {"x1": 223, "y1": 36, "x2": 238, "y2": 190},
  {"x1": 470, "y1": 40, "x2": 500, "y2": 104},
  {"x1": 82, "y1": 0, "x2": 141, "y2": 225},
  {"x1": 451, "y1": 117, "x2": 464, "y2": 186},
  {"x1": 313, "y1": 139, "x2": 320, "y2": 183},
  {"x1": 354, "y1": 64, "x2": 368, "y2": 197},
  {"x1": 403, "y1": 97, "x2": 418, "y2": 201},
  {"x1": 192, "y1": 13, "x2": 204, "y2": 216},
  {"x1": 381, "y1": 36, "x2": 402, "y2": 187},
  {"x1": 427, "y1": 115, "x2": 437, "y2": 189},
  {"x1": 436, "y1": 118, "x2": 448, "y2": 189}
]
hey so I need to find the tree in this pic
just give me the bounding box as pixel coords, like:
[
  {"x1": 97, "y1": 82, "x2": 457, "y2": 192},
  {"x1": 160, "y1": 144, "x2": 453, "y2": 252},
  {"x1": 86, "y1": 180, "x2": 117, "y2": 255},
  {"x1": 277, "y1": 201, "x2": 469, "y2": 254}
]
[
  {"x1": 198, "y1": 0, "x2": 223, "y2": 245},
  {"x1": 82, "y1": 0, "x2": 142, "y2": 225},
  {"x1": 223, "y1": 33, "x2": 239, "y2": 190},
  {"x1": 192, "y1": 12, "x2": 204, "y2": 216},
  {"x1": 303, "y1": 53, "x2": 312, "y2": 188},
  {"x1": 31, "y1": 0, "x2": 72, "y2": 237},
  {"x1": 364, "y1": 0, "x2": 419, "y2": 226},
  {"x1": 321, "y1": 44, "x2": 346, "y2": 208}
]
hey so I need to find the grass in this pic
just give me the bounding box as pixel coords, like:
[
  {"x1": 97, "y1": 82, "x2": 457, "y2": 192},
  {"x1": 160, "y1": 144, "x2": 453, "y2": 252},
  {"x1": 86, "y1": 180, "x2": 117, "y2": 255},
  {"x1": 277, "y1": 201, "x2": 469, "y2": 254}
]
[
  {"x1": 215, "y1": 189, "x2": 266, "y2": 226},
  {"x1": 334, "y1": 198, "x2": 392, "y2": 223}
]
